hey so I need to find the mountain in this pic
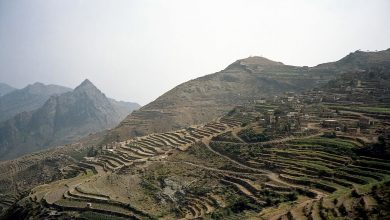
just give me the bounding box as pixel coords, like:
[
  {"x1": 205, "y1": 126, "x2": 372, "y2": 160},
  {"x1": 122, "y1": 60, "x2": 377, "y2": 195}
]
[
  {"x1": 315, "y1": 48, "x2": 390, "y2": 71},
  {"x1": 0, "y1": 79, "x2": 140, "y2": 160},
  {"x1": 109, "y1": 99, "x2": 141, "y2": 116},
  {"x1": 0, "y1": 82, "x2": 72, "y2": 122},
  {"x1": 104, "y1": 49, "x2": 390, "y2": 142},
  {"x1": 0, "y1": 83, "x2": 16, "y2": 96}
]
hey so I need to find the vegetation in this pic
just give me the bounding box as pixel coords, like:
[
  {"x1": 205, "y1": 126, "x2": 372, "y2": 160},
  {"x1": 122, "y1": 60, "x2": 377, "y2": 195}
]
[
  {"x1": 326, "y1": 104, "x2": 390, "y2": 115},
  {"x1": 141, "y1": 176, "x2": 161, "y2": 197},
  {"x1": 209, "y1": 194, "x2": 259, "y2": 219},
  {"x1": 67, "y1": 147, "x2": 91, "y2": 161},
  {"x1": 79, "y1": 211, "x2": 130, "y2": 220},
  {"x1": 238, "y1": 128, "x2": 270, "y2": 143},
  {"x1": 289, "y1": 137, "x2": 357, "y2": 156},
  {"x1": 212, "y1": 131, "x2": 242, "y2": 143},
  {"x1": 357, "y1": 136, "x2": 390, "y2": 159}
]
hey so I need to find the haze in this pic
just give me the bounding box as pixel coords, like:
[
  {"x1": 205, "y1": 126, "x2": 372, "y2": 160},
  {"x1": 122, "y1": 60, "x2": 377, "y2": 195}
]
[{"x1": 0, "y1": 0, "x2": 389, "y2": 105}]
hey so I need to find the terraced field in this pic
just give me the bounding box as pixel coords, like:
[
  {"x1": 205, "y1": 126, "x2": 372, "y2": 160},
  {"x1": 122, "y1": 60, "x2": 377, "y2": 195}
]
[
  {"x1": 21, "y1": 108, "x2": 261, "y2": 219},
  {"x1": 207, "y1": 134, "x2": 390, "y2": 219},
  {"x1": 0, "y1": 143, "x2": 87, "y2": 215},
  {"x1": 10, "y1": 106, "x2": 390, "y2": 220}
]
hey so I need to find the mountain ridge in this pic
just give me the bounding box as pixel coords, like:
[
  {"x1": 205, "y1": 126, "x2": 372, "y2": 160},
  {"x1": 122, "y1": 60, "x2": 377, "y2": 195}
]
[{"x1": 0, "y1": 82, "x2": 72, "y2": 122}]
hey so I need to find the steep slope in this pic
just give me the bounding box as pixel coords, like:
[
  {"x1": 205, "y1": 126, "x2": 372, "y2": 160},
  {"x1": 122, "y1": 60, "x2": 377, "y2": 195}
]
[
  {"x1": 0, "y1": 79, "x2": 139, "y2": 160},
  {"x1": 0, "y1": 83, "x2": 16, "y2": 96},
  {"x1": 105, "y1": 49, "x2": 390, "y2": 141},
  {"x1": 0, "y1": 82, "x2": 71, "y2": 122}
]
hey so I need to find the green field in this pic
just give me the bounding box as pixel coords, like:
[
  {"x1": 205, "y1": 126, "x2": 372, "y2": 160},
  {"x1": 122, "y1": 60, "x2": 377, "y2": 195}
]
[{"x1": 326, "y1": 104, "x2": 390, "y2": 114}]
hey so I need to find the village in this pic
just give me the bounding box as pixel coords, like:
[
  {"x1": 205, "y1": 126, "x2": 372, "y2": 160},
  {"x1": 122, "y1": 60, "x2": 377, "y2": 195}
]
[{"x1": 240, "y1": 70, "x2": 390, "y2": 152}]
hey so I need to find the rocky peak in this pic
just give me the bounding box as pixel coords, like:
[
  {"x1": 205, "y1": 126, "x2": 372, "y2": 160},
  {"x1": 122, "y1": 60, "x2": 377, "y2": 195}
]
[
  {"x1": 75, "y1": 79, "x2": 97, "y2": 91},
  {"x1": 74, "y1": 79, "x2": 106, "y2": 97}
]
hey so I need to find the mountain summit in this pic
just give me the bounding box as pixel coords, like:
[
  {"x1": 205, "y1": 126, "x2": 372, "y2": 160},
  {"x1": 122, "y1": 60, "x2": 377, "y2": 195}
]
[{"x1": 74, "y1": 79, "x2": 98, "y2": 91}]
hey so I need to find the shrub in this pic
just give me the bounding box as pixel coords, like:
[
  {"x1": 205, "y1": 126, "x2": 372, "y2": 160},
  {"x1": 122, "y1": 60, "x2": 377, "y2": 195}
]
[
  {"x1": 351, "y1": 189, "x2": 359, "y2": 197},
  {"x1": 286, "y1": 192, "x2": 298, "y2": 201},
  {"x1": 238, "y1": 128, "x2": 270, "y2": 143},
  {"x1": 228, "y1": 195, "x2": 259, "y2": 213},
  {"x1": 322, "y1": 131, "x2": 336, "y2": 138},
  {"x1": 210, "y1": 211, "x2": 224, "y2": 220},
  {"x1": 87, "y1": 147, "x2": 99, "y2": 157}
]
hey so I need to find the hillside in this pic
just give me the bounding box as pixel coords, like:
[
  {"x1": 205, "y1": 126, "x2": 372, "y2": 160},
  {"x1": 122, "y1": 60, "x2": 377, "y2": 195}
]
[
  {"x1": 105, "y1": 49, "x2": 390, "y2": 142},
  {"x1": 315, "y1": 48, "x2": 390, "y2": 71},
  {"x1": 0, "y1": 83, "x2": 16, "y2": 97},
  {"x1": 0, "y1": 79, "x2": 140, "y2": 160},
  {"x1": 0, "y1": 82, "x2": 72, "y2": 122},
  {"x1": 3, "y1": 91, "x2": 389, "y2": 219}
]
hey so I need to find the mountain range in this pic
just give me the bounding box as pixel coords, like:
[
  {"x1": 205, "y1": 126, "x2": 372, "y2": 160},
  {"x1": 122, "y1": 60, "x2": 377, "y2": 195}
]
[
  {"x1": 0, "y1": 82, "x2": 72, "y2": 122},
  {"x1": 0, "y1": 79, "x2": 140, "y2": 160},
  {"x1": 3, "y1": 50, "x2": 388, "y2": 160},
  {"x1": 104, "y1": 49, "x2": 390, "y2": 142}
]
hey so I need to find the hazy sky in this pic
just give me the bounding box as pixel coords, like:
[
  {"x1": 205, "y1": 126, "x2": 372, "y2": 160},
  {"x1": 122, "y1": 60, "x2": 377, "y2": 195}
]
[{"x1": 0, "y1": 0, "x2": 389, "y2": 105}]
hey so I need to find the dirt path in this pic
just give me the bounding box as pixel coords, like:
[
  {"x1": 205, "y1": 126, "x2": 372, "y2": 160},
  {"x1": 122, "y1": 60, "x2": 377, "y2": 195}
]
[{"x1": 230, "y1": 127, "x2": 246, "y2": 143}]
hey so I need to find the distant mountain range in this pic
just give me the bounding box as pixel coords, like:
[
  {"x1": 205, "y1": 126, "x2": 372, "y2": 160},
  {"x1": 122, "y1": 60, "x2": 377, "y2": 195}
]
[
  {"x1": 0, "y1": 79, "x2": 140, "y2": 160},
  {"x1": 0, "y1": 82, "x2": 72, "y2": 122},
  {"x1": 0, "y1": 83, "x2": 16, "y2": 97},
  {"x1": 104, "y1": 49, "x2": 390, "y2": 142}
]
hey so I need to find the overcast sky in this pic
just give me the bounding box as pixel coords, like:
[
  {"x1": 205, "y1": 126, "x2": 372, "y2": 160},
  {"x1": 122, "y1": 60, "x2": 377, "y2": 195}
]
[{"x1": 0, "y1": 0, "x2": 389, "y2": 105}]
